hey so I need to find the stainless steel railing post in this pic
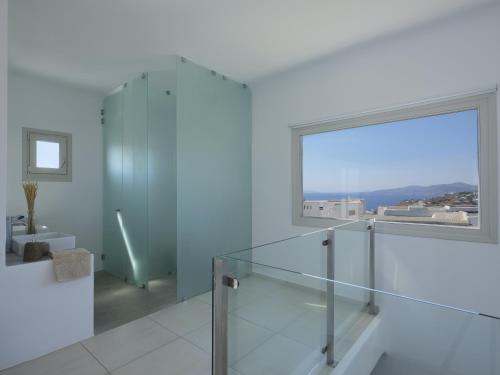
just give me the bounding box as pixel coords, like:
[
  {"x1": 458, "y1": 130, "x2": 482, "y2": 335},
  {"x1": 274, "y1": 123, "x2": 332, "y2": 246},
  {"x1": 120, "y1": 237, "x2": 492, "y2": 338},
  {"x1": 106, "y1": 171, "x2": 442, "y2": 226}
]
[
  {"x1": 368, "y1": 220, "x2": 379, "y2": 315},
  {"x1": 326, "y1": 228, "x2": 337, "y2": 367},
  {"x1": 212, "y1": 258, "x2": 228, "y2": 375}
]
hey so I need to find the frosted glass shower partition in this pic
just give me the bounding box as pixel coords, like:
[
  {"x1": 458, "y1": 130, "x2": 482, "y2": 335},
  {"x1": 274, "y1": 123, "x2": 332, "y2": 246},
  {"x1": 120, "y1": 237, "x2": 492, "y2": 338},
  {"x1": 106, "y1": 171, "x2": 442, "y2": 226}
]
[
  {"x1": 121, "y1": 75, "x2": 149, "y2": 287},
  {"x1": 103, "y1": 57, "x2": 251, "y2": 296},
  {"x1": 176, "y1": 58, "x2": 252, "y2": 300},
  {"x1": 103, "y1": 72, "x2": 174, "y2": 287},
  {"x1": 103, "y1": 90, "x2": 125, "y2": 280},
  {"x1": 147, "y1": 71, "x2": 177, "y2": 281}
]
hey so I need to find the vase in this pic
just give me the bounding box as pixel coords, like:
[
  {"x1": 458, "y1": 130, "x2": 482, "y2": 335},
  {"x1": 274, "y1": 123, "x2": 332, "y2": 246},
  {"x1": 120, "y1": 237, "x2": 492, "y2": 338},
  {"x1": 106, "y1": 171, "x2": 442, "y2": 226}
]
[
  {"x1": 27, "y1": 210, "x2": 36, "y2": 235},
  {"x1": 23, "y1": 241, "x2": 49, "y2": 262}
]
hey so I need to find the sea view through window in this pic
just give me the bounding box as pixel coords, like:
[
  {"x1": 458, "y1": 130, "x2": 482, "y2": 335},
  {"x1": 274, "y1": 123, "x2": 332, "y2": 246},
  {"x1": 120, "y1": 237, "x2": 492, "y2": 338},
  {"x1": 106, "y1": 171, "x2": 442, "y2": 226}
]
[{"x1": 302, "y1": 109, "x2": 479, "y2": 227}]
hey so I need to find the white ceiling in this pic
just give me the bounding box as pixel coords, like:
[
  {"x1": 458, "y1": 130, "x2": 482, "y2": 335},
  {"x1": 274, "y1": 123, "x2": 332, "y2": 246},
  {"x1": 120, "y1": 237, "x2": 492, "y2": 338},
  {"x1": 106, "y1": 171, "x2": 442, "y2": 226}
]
[{"x1": 8, "y1": 0, "x2": 497, "y2": 93}]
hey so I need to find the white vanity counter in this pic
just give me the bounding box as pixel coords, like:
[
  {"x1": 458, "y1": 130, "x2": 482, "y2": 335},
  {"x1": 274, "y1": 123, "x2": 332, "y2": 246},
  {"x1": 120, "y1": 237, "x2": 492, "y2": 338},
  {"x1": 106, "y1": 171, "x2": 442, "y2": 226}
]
[
  {"x1": 11, "y1": 232, "x2": 76, "y2": 257},
  {"x1": 0, "y1": 253, "x2": 94, "y2": 370}
]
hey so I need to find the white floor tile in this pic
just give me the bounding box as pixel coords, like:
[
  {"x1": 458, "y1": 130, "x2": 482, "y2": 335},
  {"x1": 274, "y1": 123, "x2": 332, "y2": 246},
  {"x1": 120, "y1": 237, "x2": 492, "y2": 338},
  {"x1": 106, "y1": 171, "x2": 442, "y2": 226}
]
[
  {"x1": 194, "y1": 291, "x2": 212, "y2": 305},
  {"x1": 232, "y1": 296, "x2": 306, "y2": 331},
  {"x1": 82, "y1": 317, "x2": 177, "y2": 371},
  {"x1": 228, "y1": 288, "x2": 268, "y2": 311},
  {"x1": 280, "y1": 297, "x2": 365, "y2": 350},
  {"x1": 280, "y1": 310, "x2": 326, "y2": 349},
  {"x1": 233, "y1": 334, "x2": 323, "y2": 375},
  {"x1": 0, "y1": 344, "x2": 108, "y2": 375},
  {"x1": 271, "y1": 284, "x2": 326, "y2": 311},
  {"x1": 2, "y1": 277, "x2": 371, "y2": 375},
  {"x1": 183, "y1": 321, "x2": 212, "y2": 353},
  {"x1": 112, "y1": 338, "x2": 210, "y2": 375},
  {"x1": 149, "y1": 299, "x2": 212, "y2": 336},
  {"x1": 196, "y1": 282, "x2": 271, "y2": 311},
  {"x1": 226, "y1": 316, "x2": 274, "y2": 365},
  {"x1": 184, "y1": 315, "x2": 273, "y2": 365},
  {"x1": 236, "y1": 274, "x2": 286, "y2": 296}
]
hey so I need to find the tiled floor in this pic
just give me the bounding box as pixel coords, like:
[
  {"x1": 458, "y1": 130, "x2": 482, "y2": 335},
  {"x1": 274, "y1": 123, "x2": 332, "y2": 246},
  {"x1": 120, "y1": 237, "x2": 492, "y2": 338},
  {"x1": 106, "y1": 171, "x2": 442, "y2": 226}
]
[
  {"x1": 94, "y1": 271, "x2": 177, "y2": 334},
  {"x1": 1, "y1": 274, "x2": 372, "y2": 375}
]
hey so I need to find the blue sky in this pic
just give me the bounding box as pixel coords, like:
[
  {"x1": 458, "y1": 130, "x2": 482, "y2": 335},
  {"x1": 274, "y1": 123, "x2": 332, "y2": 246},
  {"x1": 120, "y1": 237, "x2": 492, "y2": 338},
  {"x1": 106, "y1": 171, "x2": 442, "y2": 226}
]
[{"x1": 303, "y1": 109, "x2": 479, "y2": 193}]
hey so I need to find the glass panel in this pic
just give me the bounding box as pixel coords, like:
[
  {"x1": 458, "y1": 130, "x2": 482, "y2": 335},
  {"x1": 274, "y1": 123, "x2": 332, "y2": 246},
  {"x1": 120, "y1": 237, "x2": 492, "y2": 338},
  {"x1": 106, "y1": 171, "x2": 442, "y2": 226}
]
[
  {"x1": 217, "y1": 221, "x2": 369, "y2": 372},
  {"x1": 215, "y1": 254, "x2": 500, "y2": 375},
  {"x1": 334, "y1": 220, "x2": 370, "y2": 292},
  {"x1": 226, "y1": 220, "x2": 370, "y2": 285},
  {"x1": 102, "y1": 90, "x2": 125, "y2": 279},
  {"x1": 176, "y1": 57, "x2": 251, "y2": 301},
  {"x1": 372, "y1": 292, "x2": 498, "y2": 375},
  {"x1": 122, "y1": 75, "x2": 149, "y2": 287},
  {"x1": 302, "y1": 109, "x2": 479, "y2": 228},
  {"x1": 147, "y1": 71, "x2": 177, "y2": 280},
  {"x1": 36, "y1": 140, "x2": 59, "y2": 168},
  {"x1": 219, "y1": 255, "x2": 369, "y2": 374}
]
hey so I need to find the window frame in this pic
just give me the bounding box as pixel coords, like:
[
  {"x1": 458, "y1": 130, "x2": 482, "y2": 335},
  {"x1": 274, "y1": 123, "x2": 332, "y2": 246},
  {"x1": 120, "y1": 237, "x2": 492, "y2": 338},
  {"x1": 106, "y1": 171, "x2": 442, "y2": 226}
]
[
  {"x1": 291, "y1": 92, "x2": 498, "y2": 243},
  {"x1": 22, "y1": 127, "x2": 72, "y2": 182}
]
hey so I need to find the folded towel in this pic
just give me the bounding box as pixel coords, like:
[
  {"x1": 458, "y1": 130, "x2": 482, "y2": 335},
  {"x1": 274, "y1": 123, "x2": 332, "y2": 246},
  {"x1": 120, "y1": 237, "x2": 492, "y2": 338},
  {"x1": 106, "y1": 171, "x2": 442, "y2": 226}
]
[{"x1": 50, "y1": 248, "x2": 91, "y2": 282}]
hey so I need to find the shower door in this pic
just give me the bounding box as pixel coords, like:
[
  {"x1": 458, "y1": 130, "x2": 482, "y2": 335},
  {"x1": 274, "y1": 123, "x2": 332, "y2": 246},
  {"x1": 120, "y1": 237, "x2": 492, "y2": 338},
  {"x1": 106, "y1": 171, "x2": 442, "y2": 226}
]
[
  {"x1": 121, "y1": 75, "x2": 150, "y2": 288},
  {"x1": 103, "y1": 75, "x2": 150, "y2": 288},
  {"x1": 103, "y1": 90, "x2": 125, "y2": 280}
]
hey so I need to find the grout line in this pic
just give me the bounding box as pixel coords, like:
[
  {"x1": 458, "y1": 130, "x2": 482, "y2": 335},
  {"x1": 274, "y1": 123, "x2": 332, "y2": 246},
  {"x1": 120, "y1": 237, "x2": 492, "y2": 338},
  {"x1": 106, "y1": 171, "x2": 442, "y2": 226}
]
[
  {"x1": 229, "y1": 310, "x2": 281, "y2": 334},
  {"x1": 231, "y1": 295, "x2": 370, "y2": 360},
  {"x1": 110, "y1": 337, "x2": 183, "y2": 373},
  {"x1": 148, "y1": 311, "x2": 212, "y2": 337},
  {"x1": 110, "y1": 337, "x2": 211, "y2": 373},
  {"x1": 176, "y1": 337, "x2": 213, "y2": 359},
  {"x1": 230, "y1": 299, "x2": 310, "y2": 334},
  {"x1": 147, "y1": 299, "x2": 213, "y2": 337},
  {"x1": 82, "y1": 317, "x2": 180, "y2": 374},
  {"x1": 182, "y1": 324, "x2": 212, "y2": 354},
  {"x1": 80, "y1": 343, "x2": 112, "y2": 374},
  {"x1": 145, "y1": 315, "x2": 180, "y2": 338},
  {"x1": 231, "y1": 330, "x2": 278, "y2": 369},
  {"x1": 179, "y1": 318, "x2": 213, "y2": 337},
  {"x1": 227, "y1": 291, "x2": 271, "y2": 313},
  {"x1": 193, "y1": 293, "x2": 212, "y2": 306},
  {"x1": 227, "y1": 310, "x2": 326, "y2": 367}
]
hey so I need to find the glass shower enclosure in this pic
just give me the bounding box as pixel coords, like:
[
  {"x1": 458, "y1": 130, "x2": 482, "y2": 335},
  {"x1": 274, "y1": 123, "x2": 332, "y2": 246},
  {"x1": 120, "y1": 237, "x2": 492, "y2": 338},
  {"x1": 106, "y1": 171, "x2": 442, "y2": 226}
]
[
  {"x1": 103, "y1": 71, "x2": 177, "y2": 288},
  {"x1": 103, "y1": 57, "x2": 252, "y2": 299}
]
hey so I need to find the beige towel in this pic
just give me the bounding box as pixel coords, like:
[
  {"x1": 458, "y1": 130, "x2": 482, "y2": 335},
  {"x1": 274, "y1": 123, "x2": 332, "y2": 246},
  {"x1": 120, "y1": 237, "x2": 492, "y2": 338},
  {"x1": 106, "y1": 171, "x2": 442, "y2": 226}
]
[{"x1": 50, "y1": 248, "x2": 91, "y2": 282}]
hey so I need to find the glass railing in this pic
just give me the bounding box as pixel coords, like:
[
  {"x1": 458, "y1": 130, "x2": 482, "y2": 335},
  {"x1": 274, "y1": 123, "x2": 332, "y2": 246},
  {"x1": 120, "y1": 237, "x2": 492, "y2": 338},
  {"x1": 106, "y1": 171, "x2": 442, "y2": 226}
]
[{"x1": 211, "y1": 220, "x2": 500, "y2": 375}]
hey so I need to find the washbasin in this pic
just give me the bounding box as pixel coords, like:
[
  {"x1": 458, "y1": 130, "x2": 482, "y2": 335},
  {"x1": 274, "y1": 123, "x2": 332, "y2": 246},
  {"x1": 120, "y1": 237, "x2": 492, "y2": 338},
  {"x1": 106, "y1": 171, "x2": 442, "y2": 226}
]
[
  {"x1": 12, "y1": 224, "x2": 49, "y2": 236},
  {"x1": 12, "y1": 232, "x2": 76, "y2": 257}
]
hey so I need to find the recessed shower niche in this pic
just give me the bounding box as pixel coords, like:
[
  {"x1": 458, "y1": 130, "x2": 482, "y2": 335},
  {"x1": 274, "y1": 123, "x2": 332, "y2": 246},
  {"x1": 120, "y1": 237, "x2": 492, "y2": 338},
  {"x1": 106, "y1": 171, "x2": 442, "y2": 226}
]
[{"x1": 102, "y1": 57, "x2": 251, "y2": 302}]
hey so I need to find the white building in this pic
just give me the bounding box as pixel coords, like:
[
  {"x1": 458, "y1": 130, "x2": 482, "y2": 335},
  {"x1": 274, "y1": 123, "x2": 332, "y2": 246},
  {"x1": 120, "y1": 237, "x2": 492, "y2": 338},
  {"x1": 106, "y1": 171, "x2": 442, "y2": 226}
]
[
  {"x1": 377, "y1": 204, "x2": 471, "y2": 225},
  {"x1": 377, "y1": 203, "x2": 446, "y2": 217},
  {"x1": 303, "y1": 199, "x2": 366, "y2": 219}
]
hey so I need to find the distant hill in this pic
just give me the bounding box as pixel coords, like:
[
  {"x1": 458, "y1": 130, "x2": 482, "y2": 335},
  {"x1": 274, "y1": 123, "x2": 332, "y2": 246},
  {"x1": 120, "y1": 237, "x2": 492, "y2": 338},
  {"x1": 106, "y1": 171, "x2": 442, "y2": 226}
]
[{"x1": 304, "y1": 182, "x2": 478, "y2": 210}]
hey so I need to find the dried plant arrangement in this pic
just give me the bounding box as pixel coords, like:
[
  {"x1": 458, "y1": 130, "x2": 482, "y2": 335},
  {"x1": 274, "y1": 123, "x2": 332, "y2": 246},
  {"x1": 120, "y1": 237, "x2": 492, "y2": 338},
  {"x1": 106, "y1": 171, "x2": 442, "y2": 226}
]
[{"x1": 22, "y1": 181, "x2": 38, "y2": 235}]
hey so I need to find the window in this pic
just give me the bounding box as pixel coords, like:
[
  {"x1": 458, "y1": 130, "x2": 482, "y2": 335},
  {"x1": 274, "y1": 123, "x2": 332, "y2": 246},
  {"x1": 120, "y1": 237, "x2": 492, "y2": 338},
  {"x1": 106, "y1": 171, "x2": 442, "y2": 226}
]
[
  {"x1": 23, "y1": 128, "x2": 72, "y2": 181},
  {"x1": 292, "y1": 92, "x2": 498, "y2": 243}
]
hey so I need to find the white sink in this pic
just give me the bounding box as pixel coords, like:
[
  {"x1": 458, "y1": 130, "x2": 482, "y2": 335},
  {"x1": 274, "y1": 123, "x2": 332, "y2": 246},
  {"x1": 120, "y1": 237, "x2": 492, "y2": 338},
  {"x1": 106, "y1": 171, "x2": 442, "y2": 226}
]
[
  {"x1": 12, "y1": 224, "x2": 50, "y2": 236},
  {"x1": 12, "y1": 232, "x2": 76, "y2": 257}
]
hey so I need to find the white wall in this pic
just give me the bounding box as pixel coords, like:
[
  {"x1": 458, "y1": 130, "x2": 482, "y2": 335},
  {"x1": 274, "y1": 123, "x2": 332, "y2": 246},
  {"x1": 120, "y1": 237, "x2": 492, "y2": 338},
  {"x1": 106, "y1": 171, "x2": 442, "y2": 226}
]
[
  {"x1": 0, "y1": 7, "x2": 95, "y2": 369},
  {"x1": 251, "y1": 2, "x2": 500, "y2": 317},
  {"x1": 0, "y1": 0, "x2": 7, "y2": 268},
  {"x1": 7, "y1": 69, "x2": 104, "y2": 270}
]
